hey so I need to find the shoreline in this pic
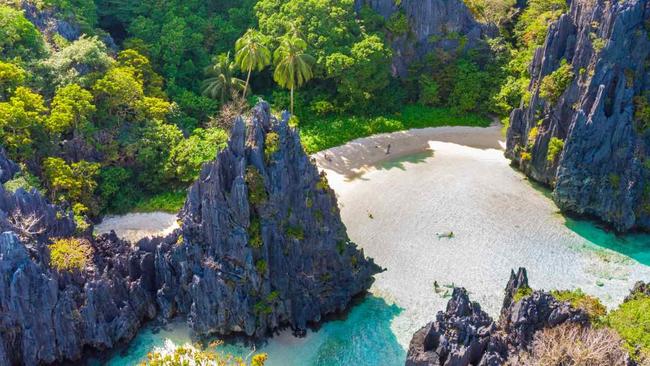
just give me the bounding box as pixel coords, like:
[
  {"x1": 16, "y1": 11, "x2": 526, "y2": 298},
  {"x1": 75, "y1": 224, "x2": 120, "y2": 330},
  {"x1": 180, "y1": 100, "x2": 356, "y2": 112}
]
[{"x1": 313, "y1": 124, "x2": 505, "y2": 179}]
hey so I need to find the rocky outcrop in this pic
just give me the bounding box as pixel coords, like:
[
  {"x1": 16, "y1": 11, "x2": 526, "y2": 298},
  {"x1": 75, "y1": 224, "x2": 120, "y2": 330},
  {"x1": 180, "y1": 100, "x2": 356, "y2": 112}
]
[
  {"x1": 626, "y1": 281, "x2": 650, "y2": 301},
  {"x1": 406, "y1": 268, "x2": 590, "y2": 366},
  {"x1": 354, "y1": 0, "x2": 495, "y2": 77},
  {"x1": 158, "y1": 102, "x2": 381, "y2": 337},
  {"x1": 0, "y1": 229, "x2": 159, "y2": 365},
  {"x1": 406, "y1": 288, "x2": 501, "y2": 366},
  {"x1": 0, "y1": 102, "x2": 380, "y2": 364},
  {"x1": 506, "y1": 0, "x2": 650, "y2": 231},
  {"x1": 18, "y1": 0, "x2": 81, "y2": 43},
  {"x1": 0, "y1": 149, "x2": 18, "y2": 184}
]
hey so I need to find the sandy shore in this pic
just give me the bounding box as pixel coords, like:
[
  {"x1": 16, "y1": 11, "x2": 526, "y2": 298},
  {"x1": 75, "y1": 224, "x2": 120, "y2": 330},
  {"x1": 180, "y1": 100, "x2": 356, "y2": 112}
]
[
  {"x1": 313, "y1": 124, "x2": 505, "y2": 182},
  {"x1": 94, "y1": 212, "x2": 179, "y2": 243},
  {"x1": 314, "y1": 123, "x2": 650, "y2": 348}
]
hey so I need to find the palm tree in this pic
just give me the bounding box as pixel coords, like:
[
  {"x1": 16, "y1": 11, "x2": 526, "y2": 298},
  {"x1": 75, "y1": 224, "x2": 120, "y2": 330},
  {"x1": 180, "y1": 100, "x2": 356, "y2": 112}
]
[
  {"x1": 273, "y1": 36, "x2": 315, "y2": 115},
  {"x1": 235, "y1": 29, "x2": 271, "y2": 98},
  {"x1": 202, "y1": 52, "x2": 245, "y2": 104}
]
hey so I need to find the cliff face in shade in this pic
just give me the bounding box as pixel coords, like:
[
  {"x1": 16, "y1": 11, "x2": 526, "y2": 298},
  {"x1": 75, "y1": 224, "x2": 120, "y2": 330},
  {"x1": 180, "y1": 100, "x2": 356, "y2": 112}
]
[
  {"x1": 354, "y1": 0, "x2": 495, "y2": 77},
  {"x1": 406, "y1": 268, "x2": 591, "y2": 366},
  {"x1": 506, "y1": 0, "x2": 650, "y2": 231},
  {"x1": 158, "y1": 101, "x2": 381, "y2": 337}
]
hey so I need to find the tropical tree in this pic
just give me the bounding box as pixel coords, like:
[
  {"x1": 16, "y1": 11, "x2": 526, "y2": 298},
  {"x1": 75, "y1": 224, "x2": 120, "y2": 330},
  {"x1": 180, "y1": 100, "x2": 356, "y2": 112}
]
[
  {"x1": 273, "y1": 36, "x2": 315, "y2": 115},
  {"x1": 202, "y1": 52, "x2": 245, "y2": 104},
  {"x1": 235, "y1": 29, "x2": 271, "y2": 98}
]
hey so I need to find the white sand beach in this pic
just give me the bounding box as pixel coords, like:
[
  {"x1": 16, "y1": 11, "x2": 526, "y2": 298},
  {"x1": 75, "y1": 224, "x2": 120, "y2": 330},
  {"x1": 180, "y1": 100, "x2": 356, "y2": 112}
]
[
  {"x1": 313, "y1": 124, "x2": 650, "y2": 347},
  {"x1": 94, "y1": 212, "x2": 179, "y2": 243}
]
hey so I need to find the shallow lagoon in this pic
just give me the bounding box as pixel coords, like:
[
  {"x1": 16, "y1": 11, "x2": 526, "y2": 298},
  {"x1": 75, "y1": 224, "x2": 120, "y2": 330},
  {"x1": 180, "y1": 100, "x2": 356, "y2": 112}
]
[{"x1": 103, "y1": 132, "x2": 650, "y2": 366}]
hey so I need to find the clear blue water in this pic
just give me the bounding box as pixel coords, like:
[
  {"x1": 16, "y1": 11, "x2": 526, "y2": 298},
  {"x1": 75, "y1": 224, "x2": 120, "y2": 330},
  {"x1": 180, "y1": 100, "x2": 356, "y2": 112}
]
[{"x1": 101, "y1": 296, "x2": 405, "y2": 366}]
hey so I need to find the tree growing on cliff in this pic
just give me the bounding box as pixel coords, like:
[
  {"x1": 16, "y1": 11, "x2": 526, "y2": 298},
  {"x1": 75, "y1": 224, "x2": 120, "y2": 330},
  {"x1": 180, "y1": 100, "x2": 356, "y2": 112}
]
[
  {"x1": 235, "y1": 29, "x2": 271, "y2": 98},
  {"x1": 273, "y1": 36, "x2": 315, "y2": 115},
  {"x1": 47, "y1": 84, "x2": 96, "y2": 137}
]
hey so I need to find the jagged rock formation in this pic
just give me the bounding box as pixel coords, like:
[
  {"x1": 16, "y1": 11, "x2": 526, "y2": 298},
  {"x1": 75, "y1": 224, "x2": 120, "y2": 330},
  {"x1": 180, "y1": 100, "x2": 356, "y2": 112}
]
[
  {"x1": 159, "y1": 102, "x2": 380, "y2": 337},
  {"x1": 0, "y1": 102, "x2": 379, "y2": 365},
  {"x1": 0, "y1": 231, "x2": 158, "y2": 365},
  {"x1": 506, "y1": 0, "x2": 650, "y2": 231},
  {"x1": 406, "y1": 268, "x2": 590, "y2": 366},
  {"x1": 354, "y1": 0, "x2": 495, "y2": 77},
  {"x1": 0, "y1": 149, "x2": 18, "y2": 184},
  {"x1": 626, "y1": 281, "x2": 650, "y2": 301},
  {"x1": 18, "y1": 0, "x2": 81, "y2": 43}
]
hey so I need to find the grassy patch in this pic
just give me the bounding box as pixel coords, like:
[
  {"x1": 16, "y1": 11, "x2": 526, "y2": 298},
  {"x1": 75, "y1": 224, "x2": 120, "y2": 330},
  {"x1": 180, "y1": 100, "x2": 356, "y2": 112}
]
[
  {"x1": 606, "y1": 294, "x2": 650, "y2": 360},
  {"x1": 551, "y1": 289, "x2": 607, "y2": 322},
  {"x1": 132, "y1": 190, "x2": 187, "y2": 213},
  {"x1": 299, "y1": 105, "x2": 491, "y2": 154}
]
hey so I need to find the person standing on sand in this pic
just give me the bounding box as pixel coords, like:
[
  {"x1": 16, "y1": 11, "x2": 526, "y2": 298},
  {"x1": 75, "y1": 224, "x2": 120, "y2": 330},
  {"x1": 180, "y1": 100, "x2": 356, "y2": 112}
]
[{"x1": 386, "y1": 143, "x2": 391, "y2": 155}]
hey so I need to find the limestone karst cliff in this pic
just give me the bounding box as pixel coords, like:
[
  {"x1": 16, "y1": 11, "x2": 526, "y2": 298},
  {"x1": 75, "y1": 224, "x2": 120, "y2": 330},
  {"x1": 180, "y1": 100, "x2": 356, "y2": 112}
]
[
  {"x1": 0, "y1": 102, "x2": 380, "y2": 365},
  {"x1": 354, "y1": 0, "x2": 495, "y2": 77},
  {"x1": 158, "y1": 101, "x2": 381, "y2": 337},
  {"x1": 506, "y1": 0, "x2": 650, "y2": 231},
  {"x1": 406, "y1": 268, "x2": 596, "y2": 366}
]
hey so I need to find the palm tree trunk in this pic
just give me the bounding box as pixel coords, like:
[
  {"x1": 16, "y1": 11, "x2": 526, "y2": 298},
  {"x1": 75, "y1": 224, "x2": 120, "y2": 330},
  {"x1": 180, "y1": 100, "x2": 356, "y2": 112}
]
[
  {"x1": 243, "y1": 67, "x2": 252, "y2": 98},
  {"x1": 290, "y1": 87, "x2": 294, "y2": 115}
]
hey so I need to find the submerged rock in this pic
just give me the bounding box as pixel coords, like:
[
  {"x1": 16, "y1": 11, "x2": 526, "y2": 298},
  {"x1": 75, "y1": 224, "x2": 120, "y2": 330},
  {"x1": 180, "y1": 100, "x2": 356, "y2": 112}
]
[
  {"x1": 406, "y1": 268, "x2": 591, "y2": 366},
  {"x1": 161, "y1": 101, "x2": 381, "y2": 337},
  {"x1": 506, "y1": 0, "x2": 650, "y2": 231},
  {"x1": 354, "y1": 0, "x2": 495, "y2": 77}
]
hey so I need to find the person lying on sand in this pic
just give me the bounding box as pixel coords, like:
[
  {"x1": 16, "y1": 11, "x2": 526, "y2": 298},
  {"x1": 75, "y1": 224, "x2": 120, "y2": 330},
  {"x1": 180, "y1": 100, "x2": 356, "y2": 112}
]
[{"x1": 436, "y1": 231, "x2": 454, "y2": 239}]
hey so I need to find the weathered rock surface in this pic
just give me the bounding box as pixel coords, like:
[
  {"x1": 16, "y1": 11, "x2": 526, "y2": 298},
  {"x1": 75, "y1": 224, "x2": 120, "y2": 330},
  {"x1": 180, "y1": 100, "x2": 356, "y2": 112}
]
[
  {"x1": 0, "y1": 149, "x2": 18, "y2": 184},
  {"x1": 354, "y1": 0, "x2": 495, "y2": 77},
  {"x1": 0, "y1": 229, "x2": 158, "y2": 365},
  {"x1": 0, "y1": 102, "x2": 380, "y2": 364},
  {"x1": 506, "y1": 0, "x2": 650, "y2": 231},
  {"x1": 18, "y1": 0, "x2": 81, "y2": 43},
  {"x1": 626, "y1": 280, "x2": 650, "y2": 301},
  {"x1": 406, "y1": 268, "x2": 590, "y2": 366},
  {"x1": 159, "y1": 102, "x2": 381, "y2": 337}
]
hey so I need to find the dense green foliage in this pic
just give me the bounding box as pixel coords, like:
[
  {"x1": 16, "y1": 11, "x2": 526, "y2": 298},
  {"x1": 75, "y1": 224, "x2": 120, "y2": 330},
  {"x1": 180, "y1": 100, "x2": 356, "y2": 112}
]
[
  {"x1": 606, "y1": 294, "x2": 650, "y2": 360},
  {"x1": 0, "y1": 0, "x2": 575, "y2": 218},
  {"x1": 300, "y1": 105, "x2": 490, "y2": 154}
]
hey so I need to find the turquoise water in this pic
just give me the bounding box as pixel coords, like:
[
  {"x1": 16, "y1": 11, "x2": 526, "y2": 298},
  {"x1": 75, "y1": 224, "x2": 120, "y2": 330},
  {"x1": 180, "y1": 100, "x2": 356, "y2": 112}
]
[
  {"x1": 101, "y1": 144, "x2": 650, "y2": 366},
  {"x1": 102, "y1": 296, "x2": 405, "y2": 366}
]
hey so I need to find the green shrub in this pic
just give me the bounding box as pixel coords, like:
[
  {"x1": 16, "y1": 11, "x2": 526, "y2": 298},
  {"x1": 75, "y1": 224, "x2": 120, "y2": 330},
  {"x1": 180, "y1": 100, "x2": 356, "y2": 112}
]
[
  {"x1": 540, "y1": 59, "x2": 574, "y2": 105},
  {"x1": 606, "y1": 294, "x2": 650, "y2": 360},
  {"x1": 551, "y1": 289, "x2": 607, "y2": 322},
  {"x1": 255, "y1": 259, "x2": 267, "y2": 273},
  {"x1": 547, "y1": 137, "x2": 565, "y2": 163},
  {"x1": 513, "y1": 286, "x2": 533, "y2": 302},
  {"x1": 386, "y1": 12, "x2": 409, "y2": 35},
  {"x1": 248, "y1": 217, "x2": 263, "y2": 249},
  {"x1": 264, "y1": 132, "x2": 280, "y2": 162},
  {"x1": 49, "y1": 238, "x2": 93, "y2": 272},
  {"x1": 609, "y1": 173, "x2": 621, "y2": 189},
  {"x1": 633, "y1": 95, "x2": 650, "y2": 133},
  {"x1": 286, "y1": 225, "x2": 304, "y2": 240},
  {"x1": 245, "y1": 167, "x2": 267, "y2": 205}
]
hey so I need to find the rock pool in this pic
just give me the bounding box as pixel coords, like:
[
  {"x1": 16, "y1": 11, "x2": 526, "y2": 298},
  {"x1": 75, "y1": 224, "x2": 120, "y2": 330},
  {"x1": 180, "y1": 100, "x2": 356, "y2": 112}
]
[{"x1": 101, "y1": 127, "x2": 650, "y2": 366}]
